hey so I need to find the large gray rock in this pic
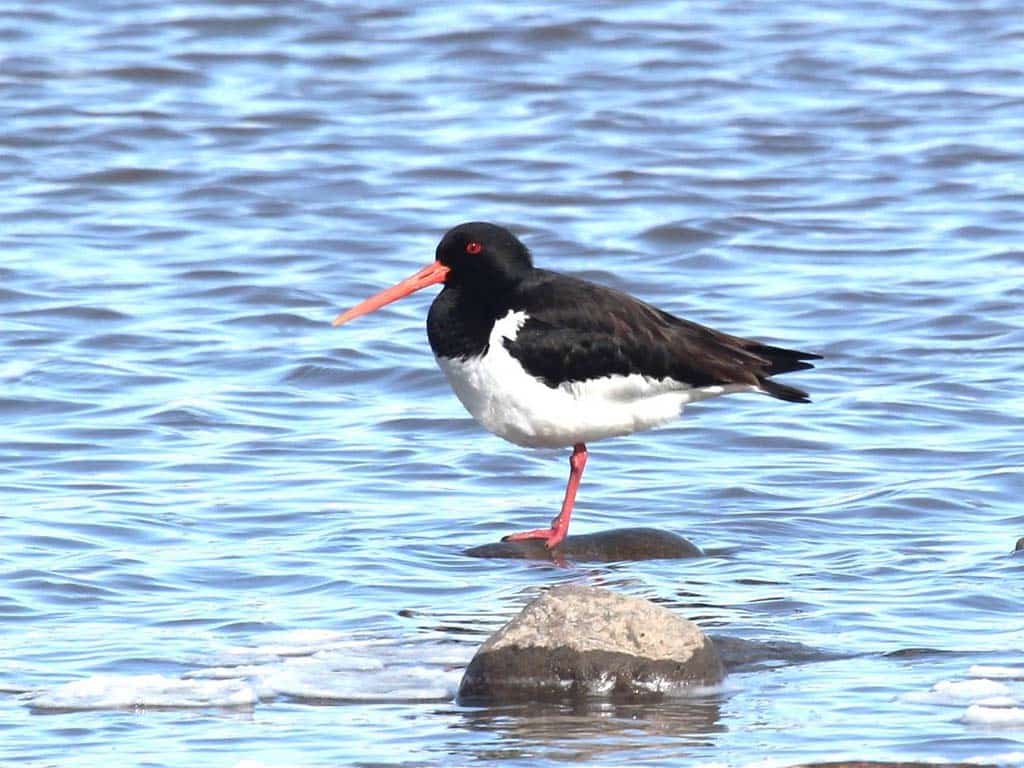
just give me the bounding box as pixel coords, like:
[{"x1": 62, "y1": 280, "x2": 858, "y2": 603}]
[
  {"x1": 463, "y1": 527, "x2": 702, "y2": 562},
  {"x1": 458, "y1": 585, "x2": 723, "y2": 702}
]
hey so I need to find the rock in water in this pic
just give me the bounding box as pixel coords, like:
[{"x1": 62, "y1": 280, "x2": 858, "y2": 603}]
[
  {"x1": 458, "y1": 585, "x2": 723, "y2": 702},
  {"x1": 463, "y1": 527, "x2": 702, "y2": 562}
]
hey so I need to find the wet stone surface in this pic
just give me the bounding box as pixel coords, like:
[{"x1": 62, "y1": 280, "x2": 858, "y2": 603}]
[
  {"x1": 459, "y1": 585, "x2": 723, "y2": 702},
  {"x1": 463, "y1": 527, "x2": 703, "y2": 562}
]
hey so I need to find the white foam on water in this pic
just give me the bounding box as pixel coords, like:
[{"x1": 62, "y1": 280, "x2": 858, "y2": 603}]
[
  {"x1": 222, "y1": 631, "x2": 472, "y2": 703},
  {"x1": 184, "y1": 664, "x2": 281, "y2": 681},
  {"x1": 975, "y1": 695, "x2": 1020, "y2": 707},
  {"x1": 966, "y1": 751, "x2": 1024, "y2": 764},
  {"x1": 968, "y1": 665, "x2": 1024, "y2": 679},
  {"x1": 30, "y1": 673, "x2": 257, "y2": 711},
  {"x1": 962, "y1": 705, "x2": 1024, "y2": 726},
  {"x1": 903, "y1": 678, "x2": 1011, "y2": 706},
  {"x1": 209, "y1": 629, "x2": 357, "y2": 665},
  {"x1": 0, "y1": 358, "x2": 40, "y2": 381},
  {"x1": 253, "y1": 639, "x2": 472, "y2": 702},
  {"x1": 209, "y1": 629, "x2": 424, "y2": 664},
  {"x1": 28, "y1": 631, "x2": 473, "y2": 712},
  {"x1": 906, "y1": 668, "x2": 1024, "y2": 733},
  {"x1": 242, "y1": 629, "x2": 350, "y2": 657},
  {"x1": 263, "y1": 660, "x2": 462, "y2": 702}
]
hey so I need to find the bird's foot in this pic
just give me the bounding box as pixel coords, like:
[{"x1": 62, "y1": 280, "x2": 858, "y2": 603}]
[
  {"x1": 502, "y1": 524, "x2": 567, "y2": 550},
  {"x1": 500, "y1": 445, "x2": 584, "y2": 551}
]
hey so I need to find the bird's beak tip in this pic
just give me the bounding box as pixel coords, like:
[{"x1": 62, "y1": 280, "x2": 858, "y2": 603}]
[{"x1": 330, "y1": 261, "x2": 449, "y2": 330}]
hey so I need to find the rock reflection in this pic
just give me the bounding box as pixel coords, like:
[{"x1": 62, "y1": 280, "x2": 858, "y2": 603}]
[{"x1": 449, "y1": 696, "x2": 725, "y2": 762}]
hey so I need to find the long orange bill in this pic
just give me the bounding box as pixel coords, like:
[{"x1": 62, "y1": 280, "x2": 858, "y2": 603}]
[{"x1": 332, "y1": 261, "x2": 450, "y2": 327}]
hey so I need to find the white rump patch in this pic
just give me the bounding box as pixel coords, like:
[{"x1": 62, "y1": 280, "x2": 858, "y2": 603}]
[{"x1": 437, "y1": 309, "x2": 754, "y2": 448}]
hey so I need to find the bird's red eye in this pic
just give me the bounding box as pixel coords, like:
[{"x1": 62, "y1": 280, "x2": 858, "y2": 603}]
[{"x1": 465, "y1": 241, "x2": 483, "y2": 255}]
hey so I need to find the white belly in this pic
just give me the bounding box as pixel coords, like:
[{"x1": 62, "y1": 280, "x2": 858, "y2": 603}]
[{"x1": 436, "y1": 310, "x2": 753, "y2": 449}]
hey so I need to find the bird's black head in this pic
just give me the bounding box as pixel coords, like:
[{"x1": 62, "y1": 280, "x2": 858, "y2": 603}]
[
  {"x1": 331, "y1": 222, "x2": 533, "y2": 328},
  {"x1": 435, "y1": 222, "x2": 533, "y2": 289}
]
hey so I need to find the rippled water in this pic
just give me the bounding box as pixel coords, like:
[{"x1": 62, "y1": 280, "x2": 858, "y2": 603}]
[{"x1": 3, "y1": 1, "x2": 1023, "y2": 765}]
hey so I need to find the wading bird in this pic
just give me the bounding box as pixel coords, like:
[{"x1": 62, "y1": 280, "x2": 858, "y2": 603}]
[{"x1": 334, "y1": 222, "x2": 819, "y2": 549}]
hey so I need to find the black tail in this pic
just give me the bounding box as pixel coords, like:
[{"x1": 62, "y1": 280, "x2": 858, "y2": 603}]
[
  {"x1": 747, "y1": 343, "x2": 822, "y2": 403},
  {"x1": 746, "y1": 342, "x2": 822, "y2": 376},
  {"x1": 759, "y1": 377, "x2": 812, "y2": 403}
]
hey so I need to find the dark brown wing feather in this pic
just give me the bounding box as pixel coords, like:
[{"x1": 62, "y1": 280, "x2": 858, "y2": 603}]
[{"x1": 505, "y1": 270, "x2": 820, "y2": 401}]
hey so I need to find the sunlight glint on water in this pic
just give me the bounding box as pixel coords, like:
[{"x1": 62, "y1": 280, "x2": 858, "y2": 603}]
[{"x1": 1, "y1": 1, "x2": 1023, "y2": 766}]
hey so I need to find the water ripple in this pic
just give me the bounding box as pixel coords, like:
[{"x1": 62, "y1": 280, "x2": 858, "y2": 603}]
[{"x1": 0, "y1": 0, "x2": 1022, "y2": 766}]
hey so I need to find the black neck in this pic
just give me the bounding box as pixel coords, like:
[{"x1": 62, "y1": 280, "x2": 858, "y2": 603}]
[{"x1": 427, "y1": 282, "x2": 516, "y2": 360}]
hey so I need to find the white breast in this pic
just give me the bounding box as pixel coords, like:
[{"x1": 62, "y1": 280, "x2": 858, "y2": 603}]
[{"x1": 435, "y1": 310, "x2": 754, "y2": 449}]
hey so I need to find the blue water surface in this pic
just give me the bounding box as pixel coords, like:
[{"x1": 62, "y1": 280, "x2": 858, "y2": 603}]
[{"x1": 2, "y1": 1, "x2": 1023, "y2": 766}]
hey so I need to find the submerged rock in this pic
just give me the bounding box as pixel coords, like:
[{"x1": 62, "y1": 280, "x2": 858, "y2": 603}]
[
  {"x1": 791, "y1": 763, "x2": 996, "y2": 768},
  {"x1": 458, "y1": 585, "x2": 723, "y2": 702},
  {"x1": 710, "y1": 635, "x2": 850, "y2": 672},
  {"x1": 463, "y1": 527, "x2": 702, "y2": 562}
]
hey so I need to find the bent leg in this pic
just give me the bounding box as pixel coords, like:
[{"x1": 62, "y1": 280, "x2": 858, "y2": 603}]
[{"x1": 502, "y1": 443, "x2": 588, "y2": 549}]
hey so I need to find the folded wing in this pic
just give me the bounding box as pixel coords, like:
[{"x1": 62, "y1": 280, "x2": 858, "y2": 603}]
[{"x1": 504, "y1": 270, "x2": 820, "y2": 402}]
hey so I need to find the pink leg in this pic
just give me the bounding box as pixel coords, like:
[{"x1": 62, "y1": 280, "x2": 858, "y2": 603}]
[{"x1": 503, "y1": 443, "x2": 588, "y2": 549}]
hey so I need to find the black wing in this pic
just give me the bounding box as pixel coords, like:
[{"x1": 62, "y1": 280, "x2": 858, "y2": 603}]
[{"x1": 504, "y1": 270, "x2": 820, "y2": 402}]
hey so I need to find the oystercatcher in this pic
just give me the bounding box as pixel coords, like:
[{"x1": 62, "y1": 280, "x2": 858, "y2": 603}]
[{"x1": 334, "y1": 222, "x2": 819, "y2": 549}]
